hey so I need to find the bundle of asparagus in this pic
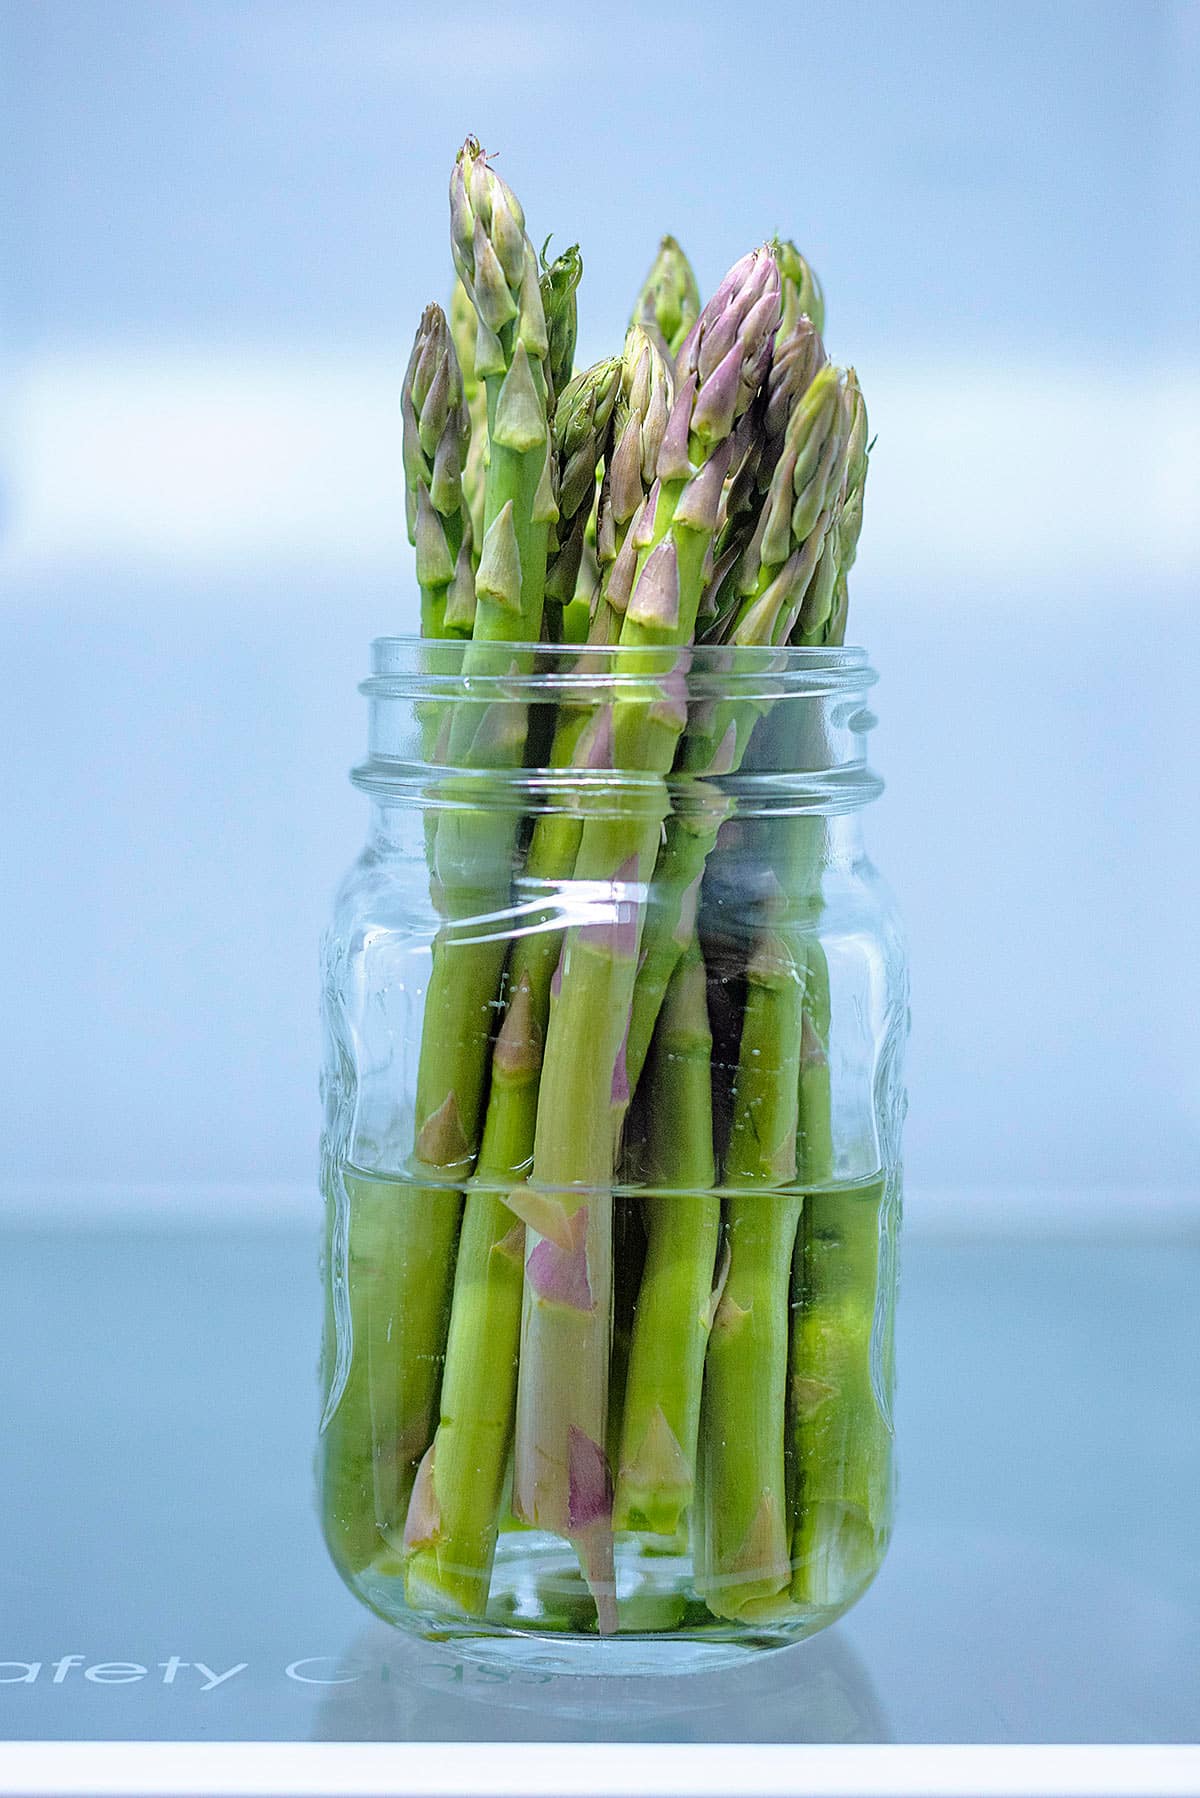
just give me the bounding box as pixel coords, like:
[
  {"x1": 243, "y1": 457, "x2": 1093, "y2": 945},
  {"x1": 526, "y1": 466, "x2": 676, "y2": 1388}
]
[{"x1": 321, "y1": 138, "x2": 891, "y2": 1638}]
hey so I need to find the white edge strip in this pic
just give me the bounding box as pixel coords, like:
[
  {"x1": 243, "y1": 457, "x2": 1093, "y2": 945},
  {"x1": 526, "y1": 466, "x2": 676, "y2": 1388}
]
[{"x1": 1, "y1": 1741, "x2": 1199, "y2": 1798}]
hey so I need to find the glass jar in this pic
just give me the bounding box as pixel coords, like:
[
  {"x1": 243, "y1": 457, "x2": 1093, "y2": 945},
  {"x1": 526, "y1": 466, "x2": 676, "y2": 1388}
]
[{"x1": 319, "y1": 638, "x2": 906, "y2": 1671}]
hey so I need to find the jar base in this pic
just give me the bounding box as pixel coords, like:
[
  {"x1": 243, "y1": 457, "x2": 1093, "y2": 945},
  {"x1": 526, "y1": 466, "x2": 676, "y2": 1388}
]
[{"x1": 351, "y1": 1529, "x2": 859, "y2": 1677}]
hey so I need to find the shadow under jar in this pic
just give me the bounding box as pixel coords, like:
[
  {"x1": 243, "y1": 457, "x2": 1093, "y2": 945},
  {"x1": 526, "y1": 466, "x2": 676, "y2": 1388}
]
[{"x1": 319, "y1": 638, "x2": 907, "y2": 1673}]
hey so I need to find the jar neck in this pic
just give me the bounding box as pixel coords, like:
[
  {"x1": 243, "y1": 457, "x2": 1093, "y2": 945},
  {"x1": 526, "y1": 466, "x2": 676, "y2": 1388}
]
[{"x1": 353, "y1": 638, "x2": 883, "y2": 823}]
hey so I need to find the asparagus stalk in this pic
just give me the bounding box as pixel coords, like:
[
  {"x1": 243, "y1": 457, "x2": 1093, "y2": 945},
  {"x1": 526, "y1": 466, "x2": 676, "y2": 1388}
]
[
  {"x1": 817, "y1": 368, "x2": 870, "y2": 648},
  {"x1": 622, "y1": 364, "x2": 851, "y2": 1102},
  {"x1": 632, "y1": 233, "x2": 701, "y2": 364},
  {"x1": 446, "y1": 137, "x2": 555, "y2": 666},
  {"x1": 545, "y1": 356, "x2": 623, "y2": 607},
  {"x1": 319, "y1": 300, "x2": 483, "y2": 1573},
  {"x1": 511, "y1": 249, "x2": 782, "y2": 1628},
  {"x1": 589, "y1": 323, "x2": 674, "y2": 645},
  {"x1": 415, "y1": 141, "x2": 552, "y2": 1195},
  {"x1": 704, "y1": 309, "x2": 826, "y2": 630},
  {"x1": 450, "y1": 277, "x2": 488, "y2": 561},
  {"x1": 773, "y1": 235, "x2": 825, "y2": 338},
  {"x1": 359, "y1": 144, "x2": 551, "y2": 1551},
  {"x1": 540, "y1": 241, "x2": 583, "y2": 409},
  {"x1": 697, "y1": 892, "x2": 806, "y2": 1622},
  {"x1": 402, "y1": 303, "x2": 476, "y2": 644},
  {"x1": 615, "y1": 368, "x2": 859, "y2": 1575},
  {"x1": 789, "y1": 1175, "x2": 891, "y2": 1608},
  {"x1": 399, "y1": 357, "x2": 620, "y2": 1612},
  {"x1": 786, "y1": 371, "x2": 889, "y2": 1602},
  {"x1": 320, "y1": 1169, "x2": 458, "y2": 1579},
  {"x1": 613, "y1": 939, "x2": 722, "y2": 1536},
  {"x1": 401, "y1": 303, "x2": 476, "y2": 800},
  {"x1": 402, "y1": 981, "x2": 539, "y2": 1616}
]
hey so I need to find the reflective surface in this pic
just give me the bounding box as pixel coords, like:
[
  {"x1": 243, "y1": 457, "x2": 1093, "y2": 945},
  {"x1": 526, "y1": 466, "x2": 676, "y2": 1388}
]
[{"x1": 1, "y1": 1212, "x2": 1197, "y2": 1743}]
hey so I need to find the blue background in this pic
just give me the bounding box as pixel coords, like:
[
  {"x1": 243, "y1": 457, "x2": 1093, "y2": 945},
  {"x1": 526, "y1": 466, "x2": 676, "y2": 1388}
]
[{"x1": 2, "y1": 0, "x2": 1198, "y2": 1210}]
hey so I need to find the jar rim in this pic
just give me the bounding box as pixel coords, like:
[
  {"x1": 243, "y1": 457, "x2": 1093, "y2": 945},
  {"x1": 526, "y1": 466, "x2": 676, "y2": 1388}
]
[
  {"x1": 355, "y1": 636, "x2": 882, "y2": 817},
  {"x1": 362, "y1": 635, "x2": 877, "y2": 703}
]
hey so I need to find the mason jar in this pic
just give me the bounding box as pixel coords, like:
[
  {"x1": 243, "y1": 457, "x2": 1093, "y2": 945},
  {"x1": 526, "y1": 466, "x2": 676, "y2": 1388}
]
[{"x1": 318, "y1": 637, "x2": 907, "y2": 1671}]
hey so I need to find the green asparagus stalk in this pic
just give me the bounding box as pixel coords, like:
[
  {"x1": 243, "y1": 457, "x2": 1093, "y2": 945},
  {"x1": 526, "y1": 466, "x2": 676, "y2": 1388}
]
[
  {"x1": 446, "y1": 138, "x2": 555, "y2": 665},
  {"x1": 563, "y1": 495, "x2": 601, "y2": 642},
  {"x1": 402, "y1": 303, "x2": 476, "y2": 643},
  {"x1": 789, "y1": 1176, "x2": 891, "y2": 1608},
  {"x1": 632, "y1": 234, "x2": 701, "y2": 364},
  {"x1": 545, "y1": 356, "x2": 623, "y2": 607},
  {"x1": 704, "y1": 309, "x2": 826, "y2": 631},
  {"x1": 613, "y1": 939, "x2": 722, "y2": 1536},
  {"x1": 697, "y1": 893, "x2": 806, "y2": 1622},
  {"x1": 402, "y1": 980, "x2": 540, "y2": 1616},
  {"x1": 621, "y1": 364, "x2": 851, "y2": 1104},
  {"x1": 415, "y1": 140, "x2": 553, "y2": 1194},
  {"x1": 511, "y1": 248, "x2": 782, "y2": 1629},
  {"x1": 320, "y1": 1169, "x2": 458, "y2": 1579},
  {"x1": 540, "y1": 241, "x2": 583, "y2": 409},
  {"x1": 773, "y1": 235, "x2": 825, "y2": 338},
  {"x1": 450, "y1": 277, "x2": 488, "y2": 561},
  {"x1": 319, "y1": 301, "x2": 481, "y2": 1574},
  {"x1": 792, "y1": 370, "x2": 867, "y2": 649},
  {"x1": 796, "y1": 938, "x2": 835, "y2": 1186},
  {"x1": 398, "y1": 347, "x2": 623, "y2": 1615},
  {"x1": 590, "y1": 324, "x2": 674, "y2": 645},
  {"x1": 787, "y1": 374, "x2": 888, "y2": 1601},
  {"x1": 817, "y1": 368, "x2": 870, "y2": 648},
  {"x1": 352, "y1": 144, "x2": 551, "y2": 1557},
  {"x1": 401, "y1": 303, "x2": 476, "y2": 795},
  {"x1": 612, "y1": 369, "x2": 852, "y2": 1569}
]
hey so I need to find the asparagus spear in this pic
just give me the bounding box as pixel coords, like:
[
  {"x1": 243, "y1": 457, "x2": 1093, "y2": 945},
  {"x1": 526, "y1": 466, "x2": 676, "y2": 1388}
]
[
  {"x1": 817, "y1": 368, "x2": 870, "y2": 648},
  {"x1": 701, "y1": 231, "x2": 825, "y2": 631},
  {"x1": 700, "y1": 368, "x2": 862, "y2": 1613},
  {"x1": 622, "y1": 364, "x2": 851, "y2": 1104},
  {"x1": 415, "y1": 140, "x2": 552, "y2": 1198},
  {"x1": 789, "y1": 1175, "x2": 892, "y2": 1609},
  {"x1": 402, "y1": 984, "x2": 538, "y2": 1616},
  {"x1": 590, "y1": 324, "x2": 674, "y2": 645},
  {"x1": 612, "y1": 363, "x2": 851, "y2": 1569},
  {"x1": 697, "y1": 891, "x2": 806, "y2": 1622},
  {"x1": 450, "y1": 277, "x2": 488, "y2": 561},
  {"x1": 545, "y1": 356, "x2": 623, "y2": 607},
  {"x1": 704, "y1": 308, "x2": 826, "y2": 630},
  {"x1": 320, "y1": 1168, "x2": 458, "y2": 1581},
  {"x1": 613, "y1": 939, "x2": 722, "y2": 1536},
  {"x1": 401, "y1": 303, "x2": 476, "y2": 792},
  {"x1": 790, "y1": 370, "x2": 867, "y2": 649},
  {"x1": 402, "y1": 303, "x2": 476, "y2": 643},
  {"x1": 540, "y1": 241, "x2": 583, "y2": 408},
  {"x1": 632, "y1": 233, "x2": 701, "y2": 364},
  {"x1": 444, "y1": 332, "x2": 671, "y2": 1362},
  {"x1": 399, "y1": 361, "x2": 621, "y2": 1616},
  {"x1": 352, "y1": 144, "x2": 551, "y2": 1555},
  {"x1": 319, "y1": 300, "x2": 483, "y2": 1574},
  {"x1": 424, "y1": 132, "x2": 556, "y2": 1115},
  {"x1": 773, "y1": 235, "x2": 825, "y2": 338},
  {"x1": 446, "y1": 137, "x2": 555, "y2": 665},
  {"x1": 786, "y1": 372, "x2": 889, "y2": 1603},
  {"x1": 511, "y1": 249, "x2": 782, "y2": 1629}
]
